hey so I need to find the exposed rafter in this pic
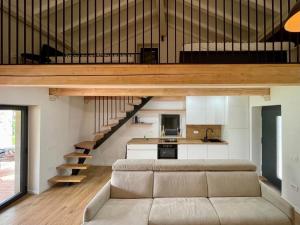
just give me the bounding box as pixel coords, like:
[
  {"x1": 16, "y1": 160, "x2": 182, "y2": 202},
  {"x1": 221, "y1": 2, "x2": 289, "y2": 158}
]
[{"x1": 49, "y1": 87, "x2": 271, "y2": 97}]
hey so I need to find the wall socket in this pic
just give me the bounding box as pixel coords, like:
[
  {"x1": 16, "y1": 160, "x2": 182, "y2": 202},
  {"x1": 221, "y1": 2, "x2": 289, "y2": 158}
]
[
  {"x1": 193, "y1": 130, "x2": 199, "y2": 134},
  {"x1": 290, "y1": 184, "x2": 299, "y2": 192}
]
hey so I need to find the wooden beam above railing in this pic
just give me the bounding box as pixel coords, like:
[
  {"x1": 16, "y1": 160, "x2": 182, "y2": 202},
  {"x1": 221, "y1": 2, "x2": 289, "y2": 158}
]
[
  {"x1": 0, "y1": 64, "x2": 300, "y2": 87},
  {"x1": 49, "y1": 88, "x2": 270, "y2": 97}
]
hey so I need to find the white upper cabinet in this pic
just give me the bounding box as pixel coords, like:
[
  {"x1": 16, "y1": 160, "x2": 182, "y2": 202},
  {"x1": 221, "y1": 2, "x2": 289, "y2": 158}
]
[
  {"x1": 186, "y1": 96, "x2": 207, "y2": 124},
  {"x1": 186, "y1": 96, "x2": 225, "y2": 125}
]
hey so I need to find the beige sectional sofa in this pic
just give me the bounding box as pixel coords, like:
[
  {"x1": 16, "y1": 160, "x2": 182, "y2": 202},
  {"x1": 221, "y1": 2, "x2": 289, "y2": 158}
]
[{"x1": 83, "y1": 159, "x2": 295, "y2": 225}]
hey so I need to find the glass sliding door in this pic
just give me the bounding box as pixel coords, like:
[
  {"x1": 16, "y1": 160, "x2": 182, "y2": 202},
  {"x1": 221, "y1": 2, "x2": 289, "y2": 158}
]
[{"x1": 0, "y1": 105, "x2": 28, "y2": 209}]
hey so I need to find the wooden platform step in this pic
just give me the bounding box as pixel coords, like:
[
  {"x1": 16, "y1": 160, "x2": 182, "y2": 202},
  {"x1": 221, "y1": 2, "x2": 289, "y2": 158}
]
[
  {"x1": 64, "y1": 152, "x2": 93, "y2": 159},
  {"x1": 48, "y1": 175, "x2": 87, "y2": 184},
  {"x1": 57, "y1": 163, "x2": 90, "y2": 170},
  {"x1": 75, "y1": 141, "x2": 96, "y2": 150},
  {"x1": 127, "y1": 100, "x2": 142, "y2": 106}
]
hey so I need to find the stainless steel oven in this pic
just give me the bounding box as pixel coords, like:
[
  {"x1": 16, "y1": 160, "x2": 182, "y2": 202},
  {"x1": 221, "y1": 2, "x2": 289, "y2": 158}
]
[{"x1": 158, "y1": 144, "x2": 178, "y2": 159}]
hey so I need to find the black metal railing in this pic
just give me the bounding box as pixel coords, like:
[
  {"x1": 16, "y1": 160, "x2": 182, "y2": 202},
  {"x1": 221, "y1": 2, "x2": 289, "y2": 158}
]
[{"x1": 0, "y1": 0, "x2": 299, "y2": 65}]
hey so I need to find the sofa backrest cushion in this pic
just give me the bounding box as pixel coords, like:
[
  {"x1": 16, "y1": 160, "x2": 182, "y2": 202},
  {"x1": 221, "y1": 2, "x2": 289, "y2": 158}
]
[
  {"x1": 110, "y1": 171, "x2": 153, "y2": 198},
  {"x1": 153, "y1": 172, "x2": 208, "y2": 198},
  {"x1": 206, "y1": 171, "x2": 261, "y2": 197}
]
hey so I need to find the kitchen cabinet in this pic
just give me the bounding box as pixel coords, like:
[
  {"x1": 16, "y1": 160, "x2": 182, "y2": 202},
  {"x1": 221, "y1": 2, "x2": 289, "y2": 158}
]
[
  {"x1": 178, "y1": 145, "x2": 188, "y2": 159},
  {"x1": 187, "y1": 144, "x2": 207, "y2": 159},
  {"x1": 186, "y1": 96, "x2": 225, "y2": 125},
  {"x1": 126, "y1": 143, "x2": 229, "y2": 160},
  {"x1": 207, "y1": 145, "x2": 229, "y2": 159},
  {"x1": 126, "y1": 144, "x2": 157, "y2": 159}
]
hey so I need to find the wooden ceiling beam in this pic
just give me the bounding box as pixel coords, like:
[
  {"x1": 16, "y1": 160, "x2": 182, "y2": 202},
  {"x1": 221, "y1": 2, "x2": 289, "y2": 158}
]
[
  {"x1": 49, "y1": 87, "x2": 271, "y2": 97},
  {"x1": 1, "y1": 64, "x2": 299, "y2": 87}
]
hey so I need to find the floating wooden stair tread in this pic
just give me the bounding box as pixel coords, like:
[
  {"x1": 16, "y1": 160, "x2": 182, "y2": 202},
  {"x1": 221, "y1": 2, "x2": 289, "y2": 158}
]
[
  {"x1": 49, "y1": 175, "x2": 87, "y2": 184},
  {"x1": 57, "y1": 163, "x2": 90, "y2": 170},
  {"x1": 64, "y1": 152, "x2": 93, "y2": 159},
  {"x1": 75, "y1": 141, "x2": 96, "y2": 150}
]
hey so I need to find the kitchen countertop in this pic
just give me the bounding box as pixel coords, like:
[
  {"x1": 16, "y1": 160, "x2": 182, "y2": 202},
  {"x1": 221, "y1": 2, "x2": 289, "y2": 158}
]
[{"x1": 127, "y1": 138, "x2": 228, "y2": 145}]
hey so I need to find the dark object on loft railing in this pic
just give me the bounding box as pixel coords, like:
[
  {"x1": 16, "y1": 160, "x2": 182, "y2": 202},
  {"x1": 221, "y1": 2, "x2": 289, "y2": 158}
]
[{"x1": 284, "y1": 1, "x2": 300, "y2": 32}]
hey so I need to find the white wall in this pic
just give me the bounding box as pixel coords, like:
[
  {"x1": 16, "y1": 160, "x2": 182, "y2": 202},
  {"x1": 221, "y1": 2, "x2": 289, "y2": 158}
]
[
  {"x1": 0, "y1": 87, "x2": 84, "y2": 193},
  {"x1": 250, "y1": 86, "x2": 300, "y2": 212}
]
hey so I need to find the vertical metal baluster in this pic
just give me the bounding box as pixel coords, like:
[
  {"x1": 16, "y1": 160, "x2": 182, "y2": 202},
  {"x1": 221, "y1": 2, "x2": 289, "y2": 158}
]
[
  {"x1": 31, "y1": 0, "x2": 35, "y2": 64},
  {"x1": 115, "y1": 97, "x2": 117, "y2": 118},
  {"x1": 151, "y1": 0, "x2": 153, "y2": 63},
  {"x1": 256, "y1": 0, "x2": 258, "y2": 60},
  {"x1": 263, "y1": 0, "x2": 266, "y2": 62},
  {"x1": 223, "y1": 0, "x2": 225, "y2": 51},
  {"x1": 71, "y1": 0, "x2": 73, "y2": 63},
  {"x1": 183, "y1": 0, "x2": 185, "y2": 62},
  {"x1": 25, "y1": 0, "x2": 28, "y2": 62},
  {"x1": 47, "y1": 0, "x2": 49, "y2": 53},
  {"x1": 231, "y1": 0, "x2": 233, "y2": 51},
  {"x1": 134, "y1": 0, "x2": 136, "y2": 63},
  {"x1": 142, "y1": 0, "x2": 145, "y2": 61},
  {"x1": 158, "y1": 0, "x2": 161, "y2": 63},
  {"x1": 110, "y1": 0, "x2": 113, "y2": 63},
  {"x1": 280, "y1": 0, "x2": 283, "y2": 62},
  {"x1": 239, "y1": 0, "x2": 242, "y2": 51},
  {"x1": 118, "y1": 0, "x2": 121, "y2": 63},
  {"x1": 207, "y1": 0, "x2": 209, "y2": 53},
  {"x1": 125, "y1": 0, "x2": 128, "y2": 64},
  {"x1": 62, "y1": 0, "x2": 65, "y2": 62},
  {"x1": 102, "y1": 97, "x2": 105, "y2": 128},
  {"x1": 190, "y1": 0, "x2": 192, "y2": 54},
  {"x1": 107, "y1": 96, "x2": 109, "y2": 126},
  {"x1": 123, "y1": 97, "x2": 125, "y2": 113},
  {"x1": 102, "y1": 0, "x2": 105, "y2": 63},
  {"x1": 87, "y1": 0, "x2": 89, "y2": 63},
  {"x1": 79, "y1": 0, "x2": 81, "y2": 63},
  {"x1": 98, "y1": 96, "x2": 101, "y2": 132},
  {"x1": 126, "y1": 0, "x2": 129, "y2": 63},
  {"x1": 8, "y1": 0, "x2": 11, "y2": 64},
  {"x1": 175, "y1": 0, "x2": 177, "y2": 63},
  {"x1": 248, "y1": 0, "x2": 250, "y2": 55},
  {"x1": 288, "y1": 0, "x2": 291, "y2": 63},
  {"x1": 111, "y1": 97, "x2": 113, "y2": 119},
  {"x1": 16, "y1": 0, "x2": 19, "y2": 64},
  {"x1": 55, "y1": 0, "x2": 58, "y2": 63},
  {"x1": 95, "y1": 97, "x2": 97, "y2": 133},
  {"x1": 167, "y1": 0, "x2": 169, "y2": 63},
  {"x1": 0, "y1": 0, "x2": 3, "y2": 64},
  {"x1": 199, "y1": 0, "x2": 201, "y2": 53},
  {"x1": 94, "y1": 0, "x2": 97, "y2": 64},
  {"x1": 272, "y1": 0, "x2": 275, "y2": 62},
  {"x1": 215, "y1": 0, "x2": 217, "y2": 52}
]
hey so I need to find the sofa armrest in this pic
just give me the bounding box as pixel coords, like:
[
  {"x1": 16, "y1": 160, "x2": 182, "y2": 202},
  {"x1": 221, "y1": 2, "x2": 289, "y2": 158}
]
[
  {"x1": 83, "y1": 180, "x2": 111, "y2": 223},
  {"x1": 260, "y1": 181, "x2": 294, "y2": 221}
]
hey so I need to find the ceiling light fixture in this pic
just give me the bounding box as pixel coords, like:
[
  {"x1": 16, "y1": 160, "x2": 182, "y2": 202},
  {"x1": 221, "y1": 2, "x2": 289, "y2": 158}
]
[{"x1": 284, "y1": 1, "x2": 300, "y2": 32}]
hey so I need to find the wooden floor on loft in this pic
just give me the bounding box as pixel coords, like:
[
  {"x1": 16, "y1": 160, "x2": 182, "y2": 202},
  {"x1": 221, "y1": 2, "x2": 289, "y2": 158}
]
[{"x1": 0, "y1": 166, "x2": 112, "y2": 225}]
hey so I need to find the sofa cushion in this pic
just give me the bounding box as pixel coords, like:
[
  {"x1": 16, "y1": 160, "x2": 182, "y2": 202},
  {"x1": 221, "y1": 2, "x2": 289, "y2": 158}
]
[
  {"x1": 154, "y1": 159, "x2": 206, "y2": 171},
  {"x1": 210, "y1": 197, "x2": 292, "y2": 225},
  {"x1": 113, "y1": 159, "x2": 155, "y2": 171},
  {"x1": 84, "y1": 199, "x2": 153, "y2": 225},
  {"x1": 149, "y1": 198, "x2": 220, "y2": 225},
  {"x1": 111, "y1": 171, "x2": 153, "y2": 198},
  {"x1": 204, "y1": 159, "x2": 256, "y2": 171},
  {"x1": 206, "y1": 172, "x2": 261, "y2": 197},
  {"x1": 153, "y1": 172, "x2": 208, "y2": 198}
]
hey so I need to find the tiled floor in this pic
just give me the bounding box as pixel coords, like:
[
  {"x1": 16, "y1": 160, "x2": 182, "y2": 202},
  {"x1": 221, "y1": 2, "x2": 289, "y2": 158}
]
[{"x1": 0, "y1": 151, "x2": 15, "y2": 203}]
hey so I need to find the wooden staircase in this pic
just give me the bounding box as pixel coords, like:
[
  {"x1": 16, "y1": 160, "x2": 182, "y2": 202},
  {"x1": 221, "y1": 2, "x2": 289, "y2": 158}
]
[{"x1": 49, "y1": 96, "x2": 152, "y2": 184}]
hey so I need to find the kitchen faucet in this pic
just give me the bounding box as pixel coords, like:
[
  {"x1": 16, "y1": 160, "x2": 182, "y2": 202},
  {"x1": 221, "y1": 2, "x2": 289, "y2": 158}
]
[{"x1": 204, "y1": 128, "x2": 214, "y2": 142}]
